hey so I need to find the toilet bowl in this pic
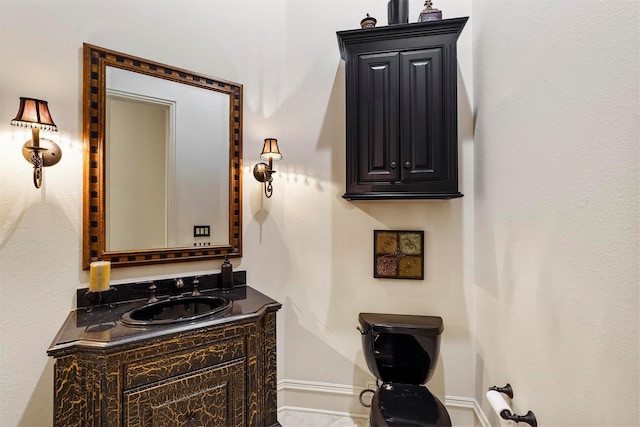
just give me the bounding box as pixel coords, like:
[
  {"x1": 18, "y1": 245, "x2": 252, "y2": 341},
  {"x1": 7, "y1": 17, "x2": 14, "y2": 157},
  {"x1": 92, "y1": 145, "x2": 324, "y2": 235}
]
[{"x1": 358, "y1": 313, "x2": 451, "y2": 427}]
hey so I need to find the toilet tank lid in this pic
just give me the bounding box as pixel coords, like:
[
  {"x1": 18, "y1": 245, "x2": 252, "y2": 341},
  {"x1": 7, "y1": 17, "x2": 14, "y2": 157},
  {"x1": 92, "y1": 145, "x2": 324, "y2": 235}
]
[{"x1": 358, "y1": 313, "x2": 444, "y2": 335}]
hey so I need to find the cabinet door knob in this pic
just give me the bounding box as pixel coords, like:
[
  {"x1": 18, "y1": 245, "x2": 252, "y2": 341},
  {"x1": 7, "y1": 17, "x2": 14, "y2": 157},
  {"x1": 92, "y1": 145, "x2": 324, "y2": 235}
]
[
  {"x1": 404, "y1": 162, "x2": 411, "y2": 169},
  {"x1": 390, "y1": 161, "x2": 397, "y2": 169}
]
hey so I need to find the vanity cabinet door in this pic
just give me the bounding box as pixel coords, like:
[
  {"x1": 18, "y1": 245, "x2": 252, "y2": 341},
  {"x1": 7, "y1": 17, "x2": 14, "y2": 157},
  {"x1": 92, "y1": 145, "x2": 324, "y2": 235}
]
[{"x1": 123, "y1": 359, "x2": 246, "y2": 427}]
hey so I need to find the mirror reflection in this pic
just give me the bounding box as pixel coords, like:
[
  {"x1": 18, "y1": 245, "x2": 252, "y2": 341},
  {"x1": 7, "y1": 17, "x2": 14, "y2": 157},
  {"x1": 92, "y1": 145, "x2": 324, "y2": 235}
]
[
  {"x1": 105, "y1": 67, "x2": 230, "y2": 251},
  {"x1": 82, "y1": 44, "x2": 242, "y2": 269}
]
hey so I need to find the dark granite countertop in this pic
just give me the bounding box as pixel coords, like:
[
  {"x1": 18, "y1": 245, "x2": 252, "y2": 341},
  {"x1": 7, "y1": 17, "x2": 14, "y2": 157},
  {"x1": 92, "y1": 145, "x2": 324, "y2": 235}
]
[{"x1": 47, "y1": 284, "x2": 281, "y2": 357}]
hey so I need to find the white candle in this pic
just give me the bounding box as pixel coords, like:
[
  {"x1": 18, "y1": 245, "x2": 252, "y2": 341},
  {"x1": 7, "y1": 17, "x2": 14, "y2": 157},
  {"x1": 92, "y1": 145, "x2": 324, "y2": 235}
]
[{"x1": 89, "y1": 261, "x2": 111, "y2": 292}]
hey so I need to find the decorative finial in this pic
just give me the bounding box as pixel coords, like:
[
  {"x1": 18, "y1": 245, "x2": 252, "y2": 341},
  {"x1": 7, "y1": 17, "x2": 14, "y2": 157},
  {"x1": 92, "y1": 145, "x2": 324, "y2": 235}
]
[
  {"x1": 418, "y1": 0, "x2": 442, "y2": 21},
  {"x1": 360, "y1": 13, "x2": 377, "y2": 28}
]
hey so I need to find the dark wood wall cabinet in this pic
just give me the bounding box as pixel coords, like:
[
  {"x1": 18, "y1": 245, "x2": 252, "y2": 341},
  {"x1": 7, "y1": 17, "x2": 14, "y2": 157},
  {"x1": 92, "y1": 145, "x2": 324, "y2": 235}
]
[
  {"x1": 337, "y1": 17, "x2": 468, "y2": 200},
  {"x1": 48, "y1": 285, "x2": 281, "y2": 427}
]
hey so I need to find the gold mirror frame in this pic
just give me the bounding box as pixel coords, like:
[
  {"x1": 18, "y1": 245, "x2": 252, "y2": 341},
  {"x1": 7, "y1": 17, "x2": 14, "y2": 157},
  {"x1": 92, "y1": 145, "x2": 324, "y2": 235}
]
[{"x1": 82, "y1": 43, "x2": 242, "y2": 269}]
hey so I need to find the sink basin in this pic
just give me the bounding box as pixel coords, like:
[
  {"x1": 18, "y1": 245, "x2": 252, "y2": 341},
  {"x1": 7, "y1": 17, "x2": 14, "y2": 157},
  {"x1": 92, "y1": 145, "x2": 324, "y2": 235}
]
[{"x1": 121, "y1": 295, "x2": 233, "y2": 326}]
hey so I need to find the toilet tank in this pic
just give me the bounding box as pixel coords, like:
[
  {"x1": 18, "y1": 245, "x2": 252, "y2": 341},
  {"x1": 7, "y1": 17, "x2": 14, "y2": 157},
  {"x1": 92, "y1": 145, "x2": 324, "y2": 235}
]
[{"x1": 358, "y1": 313, "x2": 443, "y2": 385}]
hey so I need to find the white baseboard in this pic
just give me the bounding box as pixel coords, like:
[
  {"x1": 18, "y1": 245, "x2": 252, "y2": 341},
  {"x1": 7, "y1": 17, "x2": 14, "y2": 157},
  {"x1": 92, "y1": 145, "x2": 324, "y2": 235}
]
[{"x1": 278, "y1": 380, "x2": 490, "y2": 427}]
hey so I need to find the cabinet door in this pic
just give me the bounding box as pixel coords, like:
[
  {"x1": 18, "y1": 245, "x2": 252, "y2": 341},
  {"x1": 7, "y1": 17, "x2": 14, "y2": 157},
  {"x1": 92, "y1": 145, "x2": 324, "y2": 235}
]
[
  {"x1": 124, "y1": 359, "x2": 245, "y2": 427},
  {"x1": 399, "y1": 48, "x2": 444, "y2": 183},
  {"x1": 357, "y1": 51, "x2": 400, "y2": 184},
  {"x1": 338, "y1": 18, "x2": 466, "y2": 199}
]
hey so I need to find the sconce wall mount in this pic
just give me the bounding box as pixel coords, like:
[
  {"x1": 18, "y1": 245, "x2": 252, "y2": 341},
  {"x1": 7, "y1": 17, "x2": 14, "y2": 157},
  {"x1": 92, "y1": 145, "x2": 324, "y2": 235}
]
[
  {"x1": 253, "y1": 138, "x2": 282, "y2": 198},
  {"x1": 11, "y1": 97, "x2": 61, "y2": 188}
]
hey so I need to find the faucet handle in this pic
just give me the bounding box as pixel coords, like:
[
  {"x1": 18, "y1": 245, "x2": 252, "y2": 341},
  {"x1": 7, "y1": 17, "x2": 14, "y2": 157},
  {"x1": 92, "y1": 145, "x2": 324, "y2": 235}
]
[{"x1": 170, "y1": 277, "x2": 186, "y2": 298}]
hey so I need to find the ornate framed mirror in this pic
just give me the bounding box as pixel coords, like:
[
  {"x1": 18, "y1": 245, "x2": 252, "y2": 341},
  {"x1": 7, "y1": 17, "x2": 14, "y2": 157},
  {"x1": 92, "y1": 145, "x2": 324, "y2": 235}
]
[{"x1": 82, "y1": 44, "x2": 242, "y2": 269}]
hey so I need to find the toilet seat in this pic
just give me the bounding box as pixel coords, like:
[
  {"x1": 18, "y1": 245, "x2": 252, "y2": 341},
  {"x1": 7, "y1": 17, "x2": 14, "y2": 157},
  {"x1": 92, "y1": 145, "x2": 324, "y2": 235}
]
[{"x1": 370, "y1": 383, "x2": 451, "y2": 427}]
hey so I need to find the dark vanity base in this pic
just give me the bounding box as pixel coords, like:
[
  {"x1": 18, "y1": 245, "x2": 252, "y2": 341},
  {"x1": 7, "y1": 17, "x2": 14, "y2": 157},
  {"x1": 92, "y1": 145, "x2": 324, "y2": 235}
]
[{"x1": 49, "y1": 284, "x2": 281, "y2": 427}]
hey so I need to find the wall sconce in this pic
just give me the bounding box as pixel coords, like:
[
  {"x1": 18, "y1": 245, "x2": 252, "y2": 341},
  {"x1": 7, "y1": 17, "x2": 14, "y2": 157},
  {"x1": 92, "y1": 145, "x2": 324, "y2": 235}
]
[
  {"x1": 252, "y1": 138, "x2": 282, "y2": 198},
  {"x1": 10, "y1": 97, "x2": 61, "y2": 188}
]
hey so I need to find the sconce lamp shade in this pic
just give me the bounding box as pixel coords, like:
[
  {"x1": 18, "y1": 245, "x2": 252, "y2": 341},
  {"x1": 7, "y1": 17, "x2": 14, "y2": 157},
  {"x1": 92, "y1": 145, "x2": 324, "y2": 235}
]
[
  {"x1": 260, "y1": 138, "x2": 282, "y2": 161},
  {"x1": 254, "y1": 138, "x2": 283, "y2": 198},
  {"x1": 11, "y1": 97, "x2": 58, "y2": 131},
  {"x1": 10, "y1": 97, "x2": 61, "y2": 188}
]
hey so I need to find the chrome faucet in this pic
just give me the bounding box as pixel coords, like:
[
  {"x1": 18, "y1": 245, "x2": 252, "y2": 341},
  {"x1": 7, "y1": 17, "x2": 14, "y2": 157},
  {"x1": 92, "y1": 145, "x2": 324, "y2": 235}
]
[{"x1": 170, "y1": 278, "x2": 185, "y2": 298}]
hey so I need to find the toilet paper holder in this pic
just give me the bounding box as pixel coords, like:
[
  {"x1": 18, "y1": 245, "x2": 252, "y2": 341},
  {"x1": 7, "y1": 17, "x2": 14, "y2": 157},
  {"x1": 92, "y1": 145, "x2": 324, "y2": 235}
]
[
  {"x1": 487, "y1": 383, "x2": 537, "y2": 427},
  {"x1": 489, "y1": 383, "x2": 514, "y2": 398}
]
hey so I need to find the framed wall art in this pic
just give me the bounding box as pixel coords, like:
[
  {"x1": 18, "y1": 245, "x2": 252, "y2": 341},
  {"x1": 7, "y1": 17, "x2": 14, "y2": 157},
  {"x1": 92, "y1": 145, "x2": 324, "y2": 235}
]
[{"x1": 374, "y1": 230, "x2": 424, "y2": 280}]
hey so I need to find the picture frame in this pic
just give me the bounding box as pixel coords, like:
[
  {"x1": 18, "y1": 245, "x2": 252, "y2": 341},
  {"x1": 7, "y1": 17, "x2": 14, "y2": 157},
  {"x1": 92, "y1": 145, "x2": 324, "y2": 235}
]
[{"x1": 373, "y1": 230, "x2": 424, "y2": 280}]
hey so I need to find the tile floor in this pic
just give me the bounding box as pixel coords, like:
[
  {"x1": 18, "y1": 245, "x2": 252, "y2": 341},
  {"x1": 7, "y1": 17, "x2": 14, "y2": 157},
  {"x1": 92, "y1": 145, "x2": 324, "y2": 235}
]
[{"x1": 279, "y1": 410, "x2": 369, "y2": 427}]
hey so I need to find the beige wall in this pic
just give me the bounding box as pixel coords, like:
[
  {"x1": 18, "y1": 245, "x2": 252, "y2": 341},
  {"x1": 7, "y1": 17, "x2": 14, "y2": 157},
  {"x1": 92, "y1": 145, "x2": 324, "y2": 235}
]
[
  {"x1": 473, "y1": 1, "x2": 639, "y2": 426},
  {"x1": 0, "y1": 1, "x2": 637, "y2": 426}
]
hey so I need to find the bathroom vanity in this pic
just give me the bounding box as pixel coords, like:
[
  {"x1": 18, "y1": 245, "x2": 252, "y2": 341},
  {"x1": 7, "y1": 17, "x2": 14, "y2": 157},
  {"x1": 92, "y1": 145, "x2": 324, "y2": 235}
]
[{"x1": 48, "y1": 282, "x2": 281, "y2": 427}]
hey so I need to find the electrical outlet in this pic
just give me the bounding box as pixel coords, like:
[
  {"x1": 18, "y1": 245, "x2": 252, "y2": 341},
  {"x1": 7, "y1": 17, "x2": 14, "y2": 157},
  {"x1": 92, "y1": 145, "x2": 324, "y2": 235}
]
[{"x1": 193, "y1": 225, "x2": 210, "y2": 237}]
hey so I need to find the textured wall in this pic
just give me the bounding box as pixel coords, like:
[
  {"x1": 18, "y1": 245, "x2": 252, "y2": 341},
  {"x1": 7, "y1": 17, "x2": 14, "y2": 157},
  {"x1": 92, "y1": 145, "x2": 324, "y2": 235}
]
[
  {"x1": 473, "y1": 1, "x2": 639, "y2": 425},
  {"x1": 274, "y1": 0, "x2": 475, "y2": 403},
  {"x1": 0, "y1": 1, "x2": 474, "y2": 425},
  {"x1": 4, "y1": 1, "x2": 637, "y2": 426}
]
